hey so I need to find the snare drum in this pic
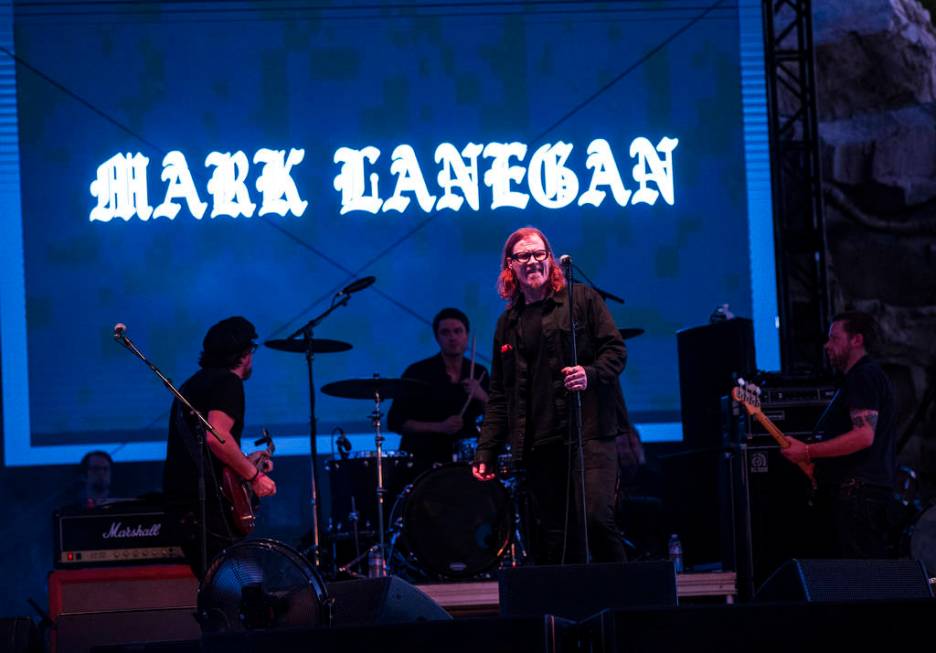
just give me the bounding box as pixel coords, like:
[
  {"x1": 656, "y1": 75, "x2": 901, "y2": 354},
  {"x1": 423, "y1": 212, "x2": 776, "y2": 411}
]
[{"x1": 392, "y1": 463, "x2": 512, "y2": 579}]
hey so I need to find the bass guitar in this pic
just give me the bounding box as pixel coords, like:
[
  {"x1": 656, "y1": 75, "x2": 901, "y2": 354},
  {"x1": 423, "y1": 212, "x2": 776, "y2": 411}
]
[{"x1": 732, "y1": 380, "x2": 816, "y2": 490}]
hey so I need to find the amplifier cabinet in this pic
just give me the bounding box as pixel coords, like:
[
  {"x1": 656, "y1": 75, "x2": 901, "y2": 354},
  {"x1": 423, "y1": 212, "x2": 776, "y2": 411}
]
[
  {"x1": 49, "y1": 565, "x2": 199, "y2": 653},
  {"x1": 49, "y1": 564, "x2": 197, "y2": 618},
  {"x1": 747, "y1": 385, "x2": 836, "y2": 443},
  {"x1": 54, "y1": 499, "x2": 185, "y2": 568}
]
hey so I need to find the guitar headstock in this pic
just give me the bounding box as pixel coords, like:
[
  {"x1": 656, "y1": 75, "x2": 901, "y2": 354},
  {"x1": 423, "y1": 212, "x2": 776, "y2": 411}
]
[
  {"x1": 256, "y1": 427, "x2": 276, "y2": 455},
  {"x1": 731, "y1": 378, "x2": 762, "y2": 416}
]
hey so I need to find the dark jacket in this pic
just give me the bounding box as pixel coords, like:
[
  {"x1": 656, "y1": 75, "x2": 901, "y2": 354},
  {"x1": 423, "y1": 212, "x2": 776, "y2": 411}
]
[{"x1": 475, "y1": 284, "x2": 628, "y2": 466}]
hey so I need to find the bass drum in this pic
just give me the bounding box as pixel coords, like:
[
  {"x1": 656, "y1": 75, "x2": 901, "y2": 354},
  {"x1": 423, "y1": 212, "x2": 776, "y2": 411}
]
[
  {"x1": 910, "y1": 504, "x2": 936, "y2": 576},
  {"x1": 393, "y1": 463, "x2": 512, "y2": 580}
]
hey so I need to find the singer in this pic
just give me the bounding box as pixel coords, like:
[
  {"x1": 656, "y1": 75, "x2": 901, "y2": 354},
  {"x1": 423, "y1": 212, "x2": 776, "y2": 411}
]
[
  {"x1": 163, "y1": 316, "x2": 276, "y2": 576},
  {"x1": 472, "y1": 226, "x2": 630, "y2": 564}
]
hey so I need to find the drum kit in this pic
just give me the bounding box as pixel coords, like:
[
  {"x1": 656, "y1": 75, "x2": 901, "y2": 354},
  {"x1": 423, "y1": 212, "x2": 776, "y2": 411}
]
[
  {"x1": 264, "y1": 326, "x2": 521, "y2": 580},
  {"x1": 265, "y1": 303, "x2": 652, "y2": 581}
]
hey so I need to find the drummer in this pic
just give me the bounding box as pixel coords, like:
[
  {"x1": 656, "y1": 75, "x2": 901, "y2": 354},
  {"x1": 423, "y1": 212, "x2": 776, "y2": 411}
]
[{"x1": 388, "y1": 308, "x2": 490, "y2": 475}]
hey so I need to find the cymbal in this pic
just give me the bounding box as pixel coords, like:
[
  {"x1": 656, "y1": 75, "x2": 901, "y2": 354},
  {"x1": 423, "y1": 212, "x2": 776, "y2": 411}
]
[
  {"x1": 321, "y1": 377, "x2": 428, "y2": 400},
  {"x1": 619, "y1": 328, "x2": 646, "y2": 340},
  {"x1": 264, "y1": 338, "x2": 353, "y2": 354}
]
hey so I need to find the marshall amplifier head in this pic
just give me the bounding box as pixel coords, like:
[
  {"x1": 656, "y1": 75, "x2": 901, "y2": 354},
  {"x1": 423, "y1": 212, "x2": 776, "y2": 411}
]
[{"x1": 54, "y1": 497, "x2": 185, "y2": 568}]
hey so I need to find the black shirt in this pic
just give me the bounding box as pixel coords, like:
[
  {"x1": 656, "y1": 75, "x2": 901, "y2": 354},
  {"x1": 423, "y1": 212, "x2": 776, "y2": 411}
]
[
  {"x1": 163, "y1": 367, "x2": 245, "y2": 537},
  {"x1": 814, "y1": 356, "x2": 897, "y2": 488},
  {"x1": 520, "y1": 299, "x2": 560, "y2": 446},
  {"x1": 387, "y1": 353, "x2": 489, "y2": 467},
  {"x1": 476, "y1": 284, "x2": 629, "y2": 467}
]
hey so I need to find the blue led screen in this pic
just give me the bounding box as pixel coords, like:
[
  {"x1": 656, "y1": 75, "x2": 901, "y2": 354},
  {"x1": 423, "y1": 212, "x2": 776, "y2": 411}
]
[{"x1": 1, "y1": 0, "x2": 778, "y2": 464}]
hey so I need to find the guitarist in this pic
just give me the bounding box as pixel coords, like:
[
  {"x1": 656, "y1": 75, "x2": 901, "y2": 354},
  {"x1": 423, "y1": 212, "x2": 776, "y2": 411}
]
[
  {"x1": 780, "y1": 311, "x2": 896, "y2": 558},
  {"x1": 163, "y1": 316, "x2": 276, "y2": 576}
]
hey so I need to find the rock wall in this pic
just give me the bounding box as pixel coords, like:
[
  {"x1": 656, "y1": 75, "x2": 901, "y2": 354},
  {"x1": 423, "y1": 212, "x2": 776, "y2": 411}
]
[{"x1": 814, "y1": 0, "x2": 936, "y2": 496}]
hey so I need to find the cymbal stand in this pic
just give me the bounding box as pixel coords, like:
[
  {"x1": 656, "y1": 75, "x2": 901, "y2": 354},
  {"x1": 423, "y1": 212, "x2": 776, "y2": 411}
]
[
  {"x1": 370, "y1": 379, "x2": 388, "y2": 577},
  {"x1": 287, "y1": 294, "x2": 350, "y2": 568}
]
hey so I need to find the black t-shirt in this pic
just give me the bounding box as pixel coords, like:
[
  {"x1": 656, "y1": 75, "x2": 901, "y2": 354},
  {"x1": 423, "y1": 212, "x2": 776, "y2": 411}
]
[
  {"x1": 387, "y1": 354, "x2": 489, "y2": 467},
  {"x1": 163, "y1": 367, "x2": 245, "y2": 537},
  {"x1": 814, "y1": 356, "x2": 897, "y2": 488},
  {"x1": 520, "y1": 300, "x2": 560, "y2": 446}
]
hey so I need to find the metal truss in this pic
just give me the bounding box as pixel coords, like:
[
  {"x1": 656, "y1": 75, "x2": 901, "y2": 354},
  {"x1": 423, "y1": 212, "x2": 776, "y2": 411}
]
[{"x1": 762, "y1": 0, "x2": 830, "y2": 374}]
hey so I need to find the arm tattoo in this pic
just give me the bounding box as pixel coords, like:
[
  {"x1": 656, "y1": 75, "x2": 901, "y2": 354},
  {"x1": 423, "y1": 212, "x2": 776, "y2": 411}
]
[{"x1": 851, "y1": 410, "x2": 879, "y2": 430}]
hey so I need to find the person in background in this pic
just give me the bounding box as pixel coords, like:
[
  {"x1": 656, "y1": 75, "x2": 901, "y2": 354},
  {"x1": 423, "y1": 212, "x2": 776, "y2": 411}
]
[
  {"x1": 388, "y1": 307, "x2": 489, "y2": 475},
  {"x1": 78, "y1": 450, "x2": 113, "y2": 508}
]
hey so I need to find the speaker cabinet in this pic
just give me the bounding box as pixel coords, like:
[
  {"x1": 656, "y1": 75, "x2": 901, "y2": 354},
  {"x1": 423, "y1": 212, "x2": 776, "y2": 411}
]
[
  {"x1": 742, "y1": 445, "x2": 820, "y2": 587},
  {"x1": 203, "y1": 616, "x2": 575, "y2": 653},
  {"x1": 755, "y1": 559, "x2": 934, "y2": 602},
  {"x1": 677, "y1": 318, "x2": 756, "y2": 451},
  {"x1": 49, "y1": 564, "x2": 199, "y2": 653},
  {"x1": 48, "y1": 564, "x2": 197, "y2": 618},
  {"x1": 326, "y1": 576, "x2": 452, "y2": 625},
  {"x1": 498, "y1": 561, "x2": 677, "y2": 621},
  {"x1": 55, "y1": 608, "x2": 200, "y2": 653}
]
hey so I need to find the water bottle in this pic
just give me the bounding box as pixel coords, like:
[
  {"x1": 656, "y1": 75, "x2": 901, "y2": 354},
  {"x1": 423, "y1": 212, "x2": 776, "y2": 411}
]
[
  {"x1": 367, "y1": 546, "x2": 385, "y2": 578},
  {"x1": 668, "y1": 534, "x2": 684, "y2": 574}
]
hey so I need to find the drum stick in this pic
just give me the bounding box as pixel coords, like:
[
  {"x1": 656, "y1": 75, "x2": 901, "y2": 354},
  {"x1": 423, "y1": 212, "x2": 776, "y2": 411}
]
[
  {"x1": 469, "y1": 335, "x2": 476, "y2": 381},
  {"x1": 459, "y1": 368, "x2": 487, "y2": 417}
]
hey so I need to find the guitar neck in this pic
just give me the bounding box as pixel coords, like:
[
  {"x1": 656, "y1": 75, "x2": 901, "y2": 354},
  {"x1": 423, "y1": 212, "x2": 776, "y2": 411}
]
[
  {"x1": 751, "y1": 411, "x2": 789, "y2": 448},
  {"x1": 735, "y1": 385, "x2": 816, "y2": 489}
]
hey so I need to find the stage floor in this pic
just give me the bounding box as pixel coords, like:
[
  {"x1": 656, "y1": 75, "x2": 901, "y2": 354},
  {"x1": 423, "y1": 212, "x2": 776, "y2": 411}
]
[
  {"x1": 418, "y1": 571, "x2": 737, "y2": 616},
  {"x1": 49, "y1": 565, "x2": 736, "y2": 621}
]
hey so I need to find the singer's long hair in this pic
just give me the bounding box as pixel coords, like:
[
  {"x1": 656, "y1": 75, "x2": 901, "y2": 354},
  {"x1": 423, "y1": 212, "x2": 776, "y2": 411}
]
[{"x1": 497, "y1": 226, "x2": 566, "y2": 305}]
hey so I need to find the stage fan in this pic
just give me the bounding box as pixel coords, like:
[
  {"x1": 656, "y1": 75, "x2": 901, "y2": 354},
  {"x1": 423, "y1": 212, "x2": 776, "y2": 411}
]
[{"x1": 197, "y1": 538, "x2": 330, "y2": 632}]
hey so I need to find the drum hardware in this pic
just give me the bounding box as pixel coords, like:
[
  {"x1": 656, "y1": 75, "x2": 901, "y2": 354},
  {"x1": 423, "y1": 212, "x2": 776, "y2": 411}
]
[
  {"x1": 264, "y1": 338, "x2": 353, "y2": 354},
  {"x1": 498, "y1": 463, "x2": 530, "y2": 570},
  {"x1": 266, "y1": 285, "x2": 363, "y2": 568},
  {"x1": 492, "y1": 444, "x2": 529, "y2": 569},
  {"x1": 331, "y1": 426, "x2": 352, "y2": 460},
  {"x1": 454, "y1": 437, "x2": 478, "y2": 463},
  {"x1": 618, "y1": 328, "x2": 646, "y2": 340},
  {"x1": 348, "y1": 496, "x2": 362, "y2": 574},
  {"x1": 321, "y1": 376, "x2": 428, "y2": 579}
]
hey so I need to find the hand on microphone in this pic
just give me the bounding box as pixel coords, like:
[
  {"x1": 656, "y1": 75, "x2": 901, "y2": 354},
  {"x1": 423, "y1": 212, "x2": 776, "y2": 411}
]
[{"x1": 562, "y1": 365, "x2": 588, "y2": 392}]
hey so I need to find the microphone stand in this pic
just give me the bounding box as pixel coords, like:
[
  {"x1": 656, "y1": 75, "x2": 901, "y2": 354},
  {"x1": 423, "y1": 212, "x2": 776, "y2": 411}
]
[
  {"x1": 114, "y1": 328, "x2": 224, "y2": 578},
  {"x1": 562, "y1": 260, "x2": 591, "y2": 564},
  {"x1": 286, "y1": 292, "x2": 352, "y2": 569}
]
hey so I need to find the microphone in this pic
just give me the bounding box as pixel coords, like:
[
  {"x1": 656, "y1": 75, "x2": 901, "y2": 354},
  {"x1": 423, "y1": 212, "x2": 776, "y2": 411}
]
[
  {"x1": 333, "y1": 427, "x2": 351, "y2": 460},
  {"x1": 559, "y1": 254, "x2": 572, "y2": 267},
  {"x1": 113, "y1": 323, "x2": 127, "y2": 339},
  {"x1": 337, "y1": 276, "x2": 376, "y2": 297}
]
